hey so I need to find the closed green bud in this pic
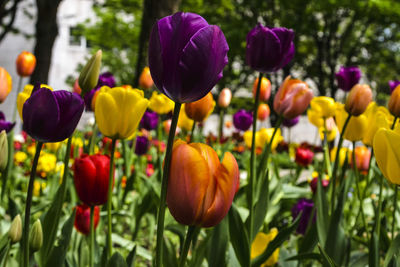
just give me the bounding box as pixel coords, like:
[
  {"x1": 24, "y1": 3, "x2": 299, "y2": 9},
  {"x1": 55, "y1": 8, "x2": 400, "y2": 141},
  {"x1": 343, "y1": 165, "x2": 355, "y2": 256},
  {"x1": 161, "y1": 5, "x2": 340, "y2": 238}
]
[
  {"x1": 0, "y1": 130, "x2": 8, "y2": 171},
  {"x1": 78, "y1": 50, "x2": 102, "y2": 96},
  {"x1": 8, "y1": 214, "x2": 22, "y2": 243},
  {"x1": 29, "y1": 219, "x2": 43, "y2": 252}
]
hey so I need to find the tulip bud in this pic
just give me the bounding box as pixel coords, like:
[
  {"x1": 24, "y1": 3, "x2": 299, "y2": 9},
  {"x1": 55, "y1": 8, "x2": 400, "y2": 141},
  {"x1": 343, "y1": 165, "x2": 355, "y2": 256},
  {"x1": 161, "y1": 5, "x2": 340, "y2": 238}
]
[
  {"x1": 335, "y1": 66, "x2": 361, "y2": 92},
  {"x1": 139, "y1": 67, "x2": 154, "y2": 89},
  {"x1": 0, "y1": 130, "x2": 8, "y2": 171},
  {"x1": 257, "y1": 103, "x2": 270, "y2": 121},
  {"x1": 135, "y1": 136, "x2": 149, "y2": 156},
  {"x1": 291, "y1": 198, "x2": 315, "y2": 235},
  {"x1": 0, "y1": 67, "x2": 12, "y2": 103},
  {"x1": 273, "y1": 76, "x2": 313, "y2": 119},
  {"x1": 8, "y1": 214, "x2": 22, "y2": 243},
  {"x1": 78, "y1": 50, "x2": 102, "y2": 96},
  {"x1": 233, "y1": 109, "x2": 253, "y2": 131},
  {"x1": 295, "y1": 147, "x2": 314, "y2": 167},
  {"x1": 29, "y1": 220, "x2": 43, "y2": 252},
  {"x1": 352, "y1": 146, "x2": 371, "y2": 174},
  {"x1": 185, "y1": 92, "x2": 215, "y2": 122},
  {"x1": 389, "y1": 81, "x2": 400, "y2": 94},
  {"x1": 218, "y1": 88, "x2": 232, "y2": 108},
  {"x1": 345, "y1": 84, "x2": 372, "y2": 116},
  {"x1": 74, "y1": 204, "x2": 100, "y2": 235},
  {"x1": 253, "y1": 77, "x2": 271, "y2": 101},
  {"x1": 16, "y1": 51, "x2": 36, "y2": 77},
  {"x1": 389, "y1": 86, "x2": 400, "y2": 118},
  {"x1": 310, "y1": 177, "x2": 329, "y2": 194}
]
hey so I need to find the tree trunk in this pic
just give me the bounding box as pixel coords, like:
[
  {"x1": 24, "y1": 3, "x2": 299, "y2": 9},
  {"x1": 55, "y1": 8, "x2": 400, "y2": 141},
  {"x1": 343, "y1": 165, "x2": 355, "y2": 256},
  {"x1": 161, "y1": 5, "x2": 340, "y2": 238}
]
[
  {"x1": 133, "y1": 0, "x2": 181, "y2": 87},
  {"x1": 30, "y1": 0, "x2": 63, "y2": 84}
]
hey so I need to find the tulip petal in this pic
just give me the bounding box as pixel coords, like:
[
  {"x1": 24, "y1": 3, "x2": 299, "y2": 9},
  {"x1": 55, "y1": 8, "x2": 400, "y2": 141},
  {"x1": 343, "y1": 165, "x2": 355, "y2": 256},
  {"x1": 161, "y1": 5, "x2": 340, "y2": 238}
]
[
  {"x1": 167, "y1": 143, "x2": 210, "y2": 225},
  {"x1": 120, "y1": 89, "x2": 149, "y2": 138},
  {"x1": 374, "y1": 129, "x2": 400, "y2": 184},
  {"x1": 95, "y1": 87, "x2": 118, "y2": 138},
  {"x1": 52, "y1": 91, "x2": 84, "y2": 142},
  {"x1": 23, "y1": 88, "x2": 60, "y2": 142}
]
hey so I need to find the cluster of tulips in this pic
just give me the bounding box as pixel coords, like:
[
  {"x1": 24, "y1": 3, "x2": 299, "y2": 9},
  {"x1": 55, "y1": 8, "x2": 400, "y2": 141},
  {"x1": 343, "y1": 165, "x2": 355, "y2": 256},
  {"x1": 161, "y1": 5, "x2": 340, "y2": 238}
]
[{"x1": 1, "y1": 10, "x2": 400, "y2": 267}]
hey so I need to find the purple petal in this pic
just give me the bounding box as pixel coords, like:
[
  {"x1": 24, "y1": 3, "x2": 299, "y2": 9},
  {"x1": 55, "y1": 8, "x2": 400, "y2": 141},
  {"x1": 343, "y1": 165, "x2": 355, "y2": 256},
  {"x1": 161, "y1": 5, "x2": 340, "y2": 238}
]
[
  {"x1": 278, "y1": 42, "x2": 295, "y2": 70},
  {"x1": 389, "y1": 80, "x2": 400, "y2": 93},
  {"x1": 177, "y1": 25, "x2": 229, "y2": 102},
  {"x1": 0, "y1": 111, "x2": 5, "y2": 121},
  {"x1": 23, "y1": 88, "x2": 60, "y2": 142},
  {"x1": 272, "y1": 27, "x2": 295, "y2": 66},
  {"x1": 0, "y1": 120, "x2": 15, "y2": 133},
  {"x1": 52, "y1": 90, "x2": 84, "y2": 142}
]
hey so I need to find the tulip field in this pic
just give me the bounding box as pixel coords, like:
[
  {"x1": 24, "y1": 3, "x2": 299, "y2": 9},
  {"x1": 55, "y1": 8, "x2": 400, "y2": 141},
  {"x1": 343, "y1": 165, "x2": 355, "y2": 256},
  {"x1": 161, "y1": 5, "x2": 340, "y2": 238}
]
[{"x1": 1, "y1": 10, "x2": 400, "y2": 267}]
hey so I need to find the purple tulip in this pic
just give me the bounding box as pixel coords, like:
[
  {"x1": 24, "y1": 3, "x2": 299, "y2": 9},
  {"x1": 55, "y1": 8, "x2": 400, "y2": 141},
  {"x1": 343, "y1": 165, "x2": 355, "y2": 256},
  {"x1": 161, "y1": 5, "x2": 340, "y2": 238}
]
[
  {"x1": 84, "y1": 72, "x2": 116, "y2": 111},
  {"x1": 389, "y1": 80, "x2": 400, "y2": 94},
  {"x1": 335, "y1": 66, "x2": 361, "y2": 92},
  {"x1": 135, "y1": 136, "x2": 149, "y2": 156},
  {"x1": 282, "y1": 116, "x2": 300, "y2": 128},
  {"x1": 23, "y1": 84, "x2": 84, "y2": 142},
  {"x1": 233, "y1": 109, "x2": 253, "y2": 131},
  {"x1": 292, "y1": 198, "x2": 315, "y2": 235},
  {"x1": 0, "y1": 111, "x2": 15, "y2": 133},
  {"x1": 246, "y1": 24, "x2": 295, "y2": 73},
  {"x1": 140, "y1": 111, "x2": 159, "y2": 131},
  {"x1": 148, "y1": 12, "x2": 229, "y2": 103}
]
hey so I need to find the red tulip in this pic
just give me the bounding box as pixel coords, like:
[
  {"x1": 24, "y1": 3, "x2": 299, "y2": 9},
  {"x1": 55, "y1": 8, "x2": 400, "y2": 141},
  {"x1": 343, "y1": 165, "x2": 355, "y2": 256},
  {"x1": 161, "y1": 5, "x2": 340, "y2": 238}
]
[
  {"x1": 295, "y1": 147, "x2": 314, "y2": 167},
  {"x1": 167, "y1": 140, "x2": 239, "y2": 227},
  {"x1": 73, "y1": 154, "x2": 113, "y2": 206},
  {"x1": 74, "y1": 204, "x2": 100, "y2": 235},
  {"x1": 16, "y1": 51, "x2": 36, "y2": 77},
  {"x1": 310, "y1": 177, "x2": 329, "y2": 194}
]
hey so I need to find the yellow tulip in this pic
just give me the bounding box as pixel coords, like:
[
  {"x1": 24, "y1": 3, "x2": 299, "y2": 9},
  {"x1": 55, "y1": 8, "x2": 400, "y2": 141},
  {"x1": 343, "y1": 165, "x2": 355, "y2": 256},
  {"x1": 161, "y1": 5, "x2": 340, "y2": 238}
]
[
  {"x1": 362, "y1": 103, "x2": 391, "y2": 146},
  {"x1": 330, "y1": 147, "x2": 351, "y2": 166},
  {"x1": 17, "y1": 84, "x2": 52, "y2": 120},
  {"x1": 335, "y1": 103, "x2": 367, "y2": 141},
  {"x1": 319, "y1": 126, "x2": 337, "y2": 142},
  {"x1": 148, "y1": 91, "x2": 174, "y2": 114},
  {"x1": 243, "y1": 128, "x2": 283, "y2": 151},
  {"x1": 310, "y1": 96, "x2": 336, "y2": 118},
  {"x1": 95, "y1": 86, "x2": 149, "y2": 139},
  {"x1": 251, "y1": 228, "x2": 280, "y2": 266},
  {"x1": 373, "y1": 128, "x2": 400, "y2": 184},
  {"x1": 177, "y1": 105, "x2": 194, "y2": 131}
]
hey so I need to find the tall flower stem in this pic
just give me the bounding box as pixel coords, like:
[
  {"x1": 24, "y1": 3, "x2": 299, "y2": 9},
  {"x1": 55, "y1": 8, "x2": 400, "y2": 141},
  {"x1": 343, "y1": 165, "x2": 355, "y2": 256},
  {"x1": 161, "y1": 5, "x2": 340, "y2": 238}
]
[
  {"x1": 248, "y1": 72, "x2": 263, "y2": 248},
  {"x1": 322, "y1": 119, "x2": 332, "y2": 176},
  {"x1": 89, "y1": 206, "x2": 95, "y2": 267},
  {"x1": 88, "y1": 122, "x2": 98, "y2": 155},
  {"x1": 352, "y1": 141, "x2": 369, "y2": 240},
  {"x1": 12, "y1": 76, "x2": 23, "y2": 123},
  {"x1": 330, "y1": 114, "x2": 352, "y2": 213},
  {"x1": 106, "y1": 138, "x2": 117, "y2": 258},
  {"x1": 155, "y1": 102, "x2": 181, "y2": 267},
  {"x1": 218, "y1": 108, "x2": 225, "y2": 143},
  {"x1": 178, "y1": 226, "x2": 197, "y2": 267},
  {"x1": 392, "y1": 186, "x2": 398, "y2": 240},
  {"x1": 22, "y1": 141, "x2": 43, "y2": 267},
  {"x1": 376, "y1": 171, "x2": 384, "y2": 239}
]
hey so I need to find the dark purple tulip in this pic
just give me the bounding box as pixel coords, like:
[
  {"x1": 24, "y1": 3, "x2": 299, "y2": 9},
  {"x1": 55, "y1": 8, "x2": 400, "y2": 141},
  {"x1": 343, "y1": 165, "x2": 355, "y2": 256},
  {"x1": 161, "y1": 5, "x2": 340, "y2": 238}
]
[
  {"x1": 140, "y1": 111, "x2": 158, "y2": 131},
  {"x1": 389, "y1": 80, "x2": 400, "y2": 94},
  {"x1": 23, "y1": 85, "x2": 84, "y2": 142},
  {"x1": 84, "y1": 72, "x2": 116, "y2": 111},
  {"x1": 335, "y1": 66, "x2": 361, "y2": 92},
  {"x1": 0, "y1": 111, "x2": 15, "y2": 133},
  {"x1": 233, "y1": 109, "x2": 253, "y2": 131},
  {"x1": 135, "y1": 136, "x2": 149, "y2": 156},
  {"x1": 282, "y1": 116, "x2": 299, "y2": 128},
  {"x1": 292, "y1": 198, "x2": 315, "y2": 235},
  {"x1": 246, "y1": 24, "x2": 295, "y2": 73},
  {"x1": 148, "y1": 12, "x2": 229, "y2": 103}
]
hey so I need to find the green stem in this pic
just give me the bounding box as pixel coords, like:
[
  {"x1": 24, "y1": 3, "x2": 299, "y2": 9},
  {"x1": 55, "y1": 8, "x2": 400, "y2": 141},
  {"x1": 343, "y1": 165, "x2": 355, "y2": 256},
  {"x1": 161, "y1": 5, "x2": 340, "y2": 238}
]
[
  {"x1": 248, "y1": 72, "x2": 263, "y2": 248},
  {"x1": 1, "y1": 133, "x2": 14, "y2": 200},
  {"x1": 22, "y1": 141, "x2": 43, "y2": 267},
  {"x1": 3, "y1": 242, "x2": 11, "y2": 267},
  {"x1": 106, "y1": 138, "x2": 117, "y2": 259},
  {"x1": 392, "y1": 185, "x2": 398, "y2": 240},
  {"x1": 155, "y1": 102, "x2": 181, "y2": 267},
  {"x1": 376, "y1": 171, "x2": 384, "y2": 239},
  {"x1": 12, "y1": 76, "x2": 23, "y2": 123},
  {"x1": 89, "y1": 206, "x2": 95, "y2": 267},
  {"x1": 330, "y1": 114, "x2": 352, "y2": 213},
  {"x1": 178, "y1": 226, "x2": 197, "y2": 267},
  {"x1": 218, "y1": 108, "x2": 225, "y2": 143},
  {"x1": 88, "y1": 122, "x2": 97, "y2": 155},
  {"x1": 392, "y1": 117, "x2": 398, "y2": 130},
  {"x1": 189, "y1": 121, "x2": 196, "y2": 143},
  {"x1": 157, "y1": 121, "x2": 163, "y2": 182},
  {"x1": 322, "y1": 119, "x2": 332, "y2": 177},
  {"x1": 352, "y1": 141, "x2": 369, "y2": 241}
]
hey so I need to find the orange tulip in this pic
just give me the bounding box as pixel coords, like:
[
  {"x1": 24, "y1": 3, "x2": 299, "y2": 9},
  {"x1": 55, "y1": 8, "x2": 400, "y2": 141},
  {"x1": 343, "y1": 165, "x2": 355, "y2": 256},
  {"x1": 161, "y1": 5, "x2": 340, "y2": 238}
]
[
  {"x1": 16, "y1": 51, "x2": 36, "y2": 77},
  {"x1": 253, "y1": 77, "x2": 271, "y2": 101},
  {"x1": 218, "y1": 88, "x2": 232, "y2": 108},
  {"x1": 185, "y1": 92, "x2": 215, "y2": 122},
  {"x1": 273, "y1": 76, "x2": 313, "y2": 119},
  {"x1": 167, "y1": 140, "x2": 239, "y2": 227},
  {"x1": 352, "y1": 146, "x2": 371, "y2": 175},
  {"x1": 389, "y1": 86, "x2": 400, "y2": 118},
  {"x1": 345, "y1": 84, "x2": 372, "y2": 116},
  {"x1": 139, "y1": 67, "x2": 154, "y2": 89},
  {"x1": 0, "y1": 67, "x2": 12, "y2": 103},
  {"x1": 257, "y1": 103, "x2": 270, "y2": 121}
]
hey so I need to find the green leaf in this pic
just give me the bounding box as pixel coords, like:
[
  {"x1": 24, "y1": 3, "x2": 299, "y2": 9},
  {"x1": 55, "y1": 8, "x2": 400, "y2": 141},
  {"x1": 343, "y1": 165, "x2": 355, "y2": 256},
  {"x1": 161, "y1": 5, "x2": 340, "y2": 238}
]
[
  {"x1": 284, "y1": 252, "x2": 321, "y2": 262},
  {"x1": 298, "y1": 222, "x2": 318, "y2": 254},
  {"x1": 384, "y1": 234, "x2": 400, "y2": 266},
  {"x1": 189, "y1": 232, "x2": 211, "y2": 267},
  {"x1": 250, "y1": 171, "x2": 269, "y2": 239},
  {"x1": 228, "y1": 204, "x2": 250, "y2": 267},
  {"x1": 316, "y1": 175, "x2": 329, "y2": 245},
  {"x1": 369, "y1": 232, "x2": 379, "y2": 267},
  {"x1": 126, "y1": 245, "x2": 136, "y2": 267},
  {"x1": 0, "y1": 235, "x2": 10, "y2": 266},
  {"x1": 208, "y1": 218, "x2": 229, "y2": 267},
  {"x1": 163, "y1": 237, "x2": 178, "y2": 267},
  {"x1": 388, "y1": 255, "x2": 398, "y2": 267},
  {"x1": 44, "y1": 210, "x2": 76, "y2": 267},
  {"x1": 107, "y1": 252, "x2": 128, "y2": 267},
  {"x1": 318, "y1": 244, "x2": 338, "y2": 267},
  {"x1": 251, "y1": 213, "x2": 301, "y2": 267}
]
